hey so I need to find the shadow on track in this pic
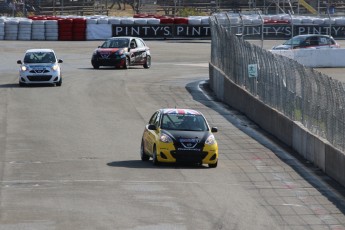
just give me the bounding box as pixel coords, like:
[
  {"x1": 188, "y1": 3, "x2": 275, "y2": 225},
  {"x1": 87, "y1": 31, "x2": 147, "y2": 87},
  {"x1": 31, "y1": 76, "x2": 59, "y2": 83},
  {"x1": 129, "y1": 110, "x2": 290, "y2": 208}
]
[{"x1": 107, "y1": 160, "x2": 209, "y2": 169}]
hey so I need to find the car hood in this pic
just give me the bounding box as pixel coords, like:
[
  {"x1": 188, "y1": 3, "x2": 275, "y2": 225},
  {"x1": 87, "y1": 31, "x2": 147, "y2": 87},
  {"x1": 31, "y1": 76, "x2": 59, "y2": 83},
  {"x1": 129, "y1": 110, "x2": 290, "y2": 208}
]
[
  {"x1": 163, "y1": 130, "x2": 209, "y2": 143},
  {"x1": 271, "y1": 44, "x2": 292, "y2": 50},
  {"x1": 24, "y1": 63, "x2": 57, "y2": 69},
  {"x1": 96, "y1": 48, "x2": 124, "y2": 53}
]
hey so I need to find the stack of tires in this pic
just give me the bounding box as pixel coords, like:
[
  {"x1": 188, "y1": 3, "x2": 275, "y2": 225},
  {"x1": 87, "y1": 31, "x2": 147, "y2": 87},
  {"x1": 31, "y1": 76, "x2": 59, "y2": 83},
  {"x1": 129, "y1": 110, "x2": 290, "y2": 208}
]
[
  {"x1": 31, "y1": 20, "x2": 46, "y2": 40},
  {"x1": 159, "y1": 16, "x2": 174, "y2": 24},
  {"x1": 173, "y1": 17, "x2": 188, "y2": 25},
  {"x1": 72, "y1": 18, "x2": 86, "y2": 41},
  {"x1": 45, "y1": 19, "x2": 59, "y2": 41},
  {"x1": 4, "y1": 19, "x2": 18, "y2": 40},
  {"x1": 18, "y1": 19, "x2": 32, "y2": 40},
  {"x1": 58, "y1": 18, "x2": 73, "y2": 41},
  {"x1": 0, "y1": 18, "x2": 6, "y2": 40}
]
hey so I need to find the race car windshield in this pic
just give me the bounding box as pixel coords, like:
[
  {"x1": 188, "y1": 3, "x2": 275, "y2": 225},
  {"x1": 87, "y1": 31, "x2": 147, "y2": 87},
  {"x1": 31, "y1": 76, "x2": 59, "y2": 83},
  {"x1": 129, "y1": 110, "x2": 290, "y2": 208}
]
[
  {"x1": 24, "y1": 52, "x2": 56, "y2": 64},
  {"x1": 101, "y1": 39, "x2": 129, "y2": 48},
  {"x1": 161, "y1": 114, "x2": 208, "y2": 131},
  {"x1": 283, "y1": 36, "x2": 303, "y2": 46}
]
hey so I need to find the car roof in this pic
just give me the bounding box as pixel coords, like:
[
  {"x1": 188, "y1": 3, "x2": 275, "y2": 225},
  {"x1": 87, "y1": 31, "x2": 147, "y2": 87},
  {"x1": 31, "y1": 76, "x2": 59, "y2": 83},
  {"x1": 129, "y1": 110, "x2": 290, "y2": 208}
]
[
  {"x1": 161, "y1": 108, "x2": 202, "y2": 115},
  {"x1": 25, "y1": 48, "x2": 55, "y2": 53},
  {"x1": 294, "y1": 34, "x2": 332, "y2": 38},
  {"x1": 108, "y1": 36, "x2": 139, "y2": 40}
]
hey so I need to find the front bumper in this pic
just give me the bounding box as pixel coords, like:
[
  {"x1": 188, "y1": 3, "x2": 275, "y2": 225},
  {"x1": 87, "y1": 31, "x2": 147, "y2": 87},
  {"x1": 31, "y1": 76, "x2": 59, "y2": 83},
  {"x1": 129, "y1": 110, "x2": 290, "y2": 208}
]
[
  {"x1": 92, "y1": 55, "x2": 126, "y2": 66},
  {"x1": 156, "y1": 142, "x2": 218, "y2": 164},
  {"x1": 19, "y1": 72, "x2": 61, "y2": 85}
]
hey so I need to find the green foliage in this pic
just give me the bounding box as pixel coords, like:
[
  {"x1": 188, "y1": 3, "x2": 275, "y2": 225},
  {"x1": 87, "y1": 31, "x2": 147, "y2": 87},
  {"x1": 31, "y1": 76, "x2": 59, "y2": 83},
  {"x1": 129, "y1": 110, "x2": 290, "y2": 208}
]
[{"x1": 179, "y1": 7, "x2": 209, "y2": 17}]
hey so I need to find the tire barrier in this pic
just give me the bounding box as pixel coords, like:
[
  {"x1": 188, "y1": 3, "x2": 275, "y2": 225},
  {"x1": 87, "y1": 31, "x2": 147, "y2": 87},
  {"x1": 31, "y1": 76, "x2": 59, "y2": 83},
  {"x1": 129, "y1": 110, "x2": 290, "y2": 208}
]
[
  {"x1": 32, "y1": 20, "x2": 45, "y2": 40},
  {"x1": 45, "y1": 19, "x2": 58, "y2": 41},
  {"x1": 72, "y1": 18, "x2": 86, "y2": 41},
  {"x1": 0, "y1": 20, "x2": 4, "y2": 40},
  {"x1": 4, "y1": 19, "x2": 18, "y2": 40},
  {"x1": 18, "y1": 19, "x2": 32, "y2": 40},
  {"x1": 58, "y1": 18, "x2": 73, "y2": 41},
  {"x1": 1, "y1": 14, "x2": 345, "y2": 40}
]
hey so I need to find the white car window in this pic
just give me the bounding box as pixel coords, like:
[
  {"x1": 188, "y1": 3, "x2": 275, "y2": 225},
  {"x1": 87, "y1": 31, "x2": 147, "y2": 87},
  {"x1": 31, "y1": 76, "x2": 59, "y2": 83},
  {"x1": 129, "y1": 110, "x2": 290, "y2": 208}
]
[
  {"x1": 319, "y1": 37, "x2": 328, "y2": 45},
  {"x1": 24, "y1": 52, "x2": 56, "y2": 64}
]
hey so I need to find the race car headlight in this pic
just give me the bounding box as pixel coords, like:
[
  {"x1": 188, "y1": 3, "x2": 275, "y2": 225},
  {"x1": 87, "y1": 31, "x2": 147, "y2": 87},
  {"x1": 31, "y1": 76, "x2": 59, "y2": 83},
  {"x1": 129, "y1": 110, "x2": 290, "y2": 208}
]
[
  {"x1": 205, "y1": 134, "x2": 216, "y2": 145},
  {"x1": 20, "y1": 65, "x2": 28, "y2": 71},
  {"x1": 115, "y1": 49, "x2": 124, "y2": 55},
  {"x1": 160, "y1": 133, "x2": 173, "y2": 143},
  {"x1": 51, "y1": 64, "x2": 59, "y2": 71}
]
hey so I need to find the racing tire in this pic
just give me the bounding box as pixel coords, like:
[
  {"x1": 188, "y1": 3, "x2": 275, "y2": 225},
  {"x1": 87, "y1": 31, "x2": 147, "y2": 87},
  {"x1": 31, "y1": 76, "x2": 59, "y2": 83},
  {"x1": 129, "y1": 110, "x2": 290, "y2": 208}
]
[
  {"x1": 140, "y1": 140, "x2": 150, "y2": 161},
  {"x1": 56, "y1": 78, "x2": 62, "y2": 87},
  {"x1": 19, "y1": 82, "x2": 25, "y2": 87},
  {"x1": 123, "y1": 57, "x2": 129, "y2": 69},
  {"x1": 152, "y1": 146, "x2": 160, "y2": 166},
  {"x1": 208, "y1": 161, "x2": 218, "y2": 168},
  {"x1": 143, "y1": 55, "x2": 151, "y2": 69},
  {"x1": 92, "y1": 64, "x2": 100, "y2": 69}
]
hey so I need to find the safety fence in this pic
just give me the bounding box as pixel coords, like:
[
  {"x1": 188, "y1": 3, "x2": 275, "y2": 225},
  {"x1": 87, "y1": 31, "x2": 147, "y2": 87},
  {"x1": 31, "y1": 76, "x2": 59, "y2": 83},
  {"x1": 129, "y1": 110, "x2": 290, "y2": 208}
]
[{"x1": 210, "y1": 13, "x2": 345, "y2": 152}]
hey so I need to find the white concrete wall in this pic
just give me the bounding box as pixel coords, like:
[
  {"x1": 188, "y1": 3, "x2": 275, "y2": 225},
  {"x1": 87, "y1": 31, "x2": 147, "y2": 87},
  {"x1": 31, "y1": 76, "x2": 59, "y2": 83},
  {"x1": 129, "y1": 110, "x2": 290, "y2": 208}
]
[{"x1": 270, "y1": 48, "x2": 345, "y2": 67}]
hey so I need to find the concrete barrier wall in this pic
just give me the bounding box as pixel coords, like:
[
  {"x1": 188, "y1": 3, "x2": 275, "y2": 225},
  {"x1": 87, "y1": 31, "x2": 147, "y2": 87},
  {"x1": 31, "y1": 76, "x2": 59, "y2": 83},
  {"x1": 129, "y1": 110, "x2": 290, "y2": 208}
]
[
  {"x1": 325, "y1": 144, "x2": 345, "y2": 186},
  {"x1": 270, "y1": 49, "x2": 345, "y2": 67},
  {"x1": 292, "y1": 122, "x2": 326, "y2": 171},
  {"x1": 210, "y1": 63, "x2": 293, "y2": 147},
  {"x1": 210, "y1": 62, "x2": 345, "y2": 187}
]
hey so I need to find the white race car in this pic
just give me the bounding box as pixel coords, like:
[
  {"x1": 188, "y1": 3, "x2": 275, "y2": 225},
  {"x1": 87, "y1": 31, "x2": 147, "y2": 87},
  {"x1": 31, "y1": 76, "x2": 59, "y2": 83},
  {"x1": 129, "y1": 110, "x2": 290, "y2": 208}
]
[
  {"x1": 17, "y1": 49, "x2": 63, "y2": 86},
  {"x1": 271, "y1": 34, "x2": 340, "y2": 50}
]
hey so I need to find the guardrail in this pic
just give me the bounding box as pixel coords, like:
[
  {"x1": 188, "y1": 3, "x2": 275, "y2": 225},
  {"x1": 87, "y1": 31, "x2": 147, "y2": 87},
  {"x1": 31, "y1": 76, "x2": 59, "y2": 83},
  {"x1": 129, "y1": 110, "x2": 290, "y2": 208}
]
[{"x1": 209, "y1": 13, "x2": 345, "y2": 187}]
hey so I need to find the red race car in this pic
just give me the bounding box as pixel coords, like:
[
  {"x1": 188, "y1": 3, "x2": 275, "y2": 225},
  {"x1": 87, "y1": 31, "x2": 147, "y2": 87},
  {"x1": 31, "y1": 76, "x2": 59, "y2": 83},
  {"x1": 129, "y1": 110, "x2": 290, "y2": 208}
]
[{"x1": 91, "y1": 36, "x2": 151, "y2": 69}]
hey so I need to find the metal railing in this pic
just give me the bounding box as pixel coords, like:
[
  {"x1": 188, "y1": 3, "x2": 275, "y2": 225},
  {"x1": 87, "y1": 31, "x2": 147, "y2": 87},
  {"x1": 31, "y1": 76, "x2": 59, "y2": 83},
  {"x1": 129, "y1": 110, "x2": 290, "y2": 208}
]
[{"x1": 210, "y1": 12, "x2": 345, "y2": 151}]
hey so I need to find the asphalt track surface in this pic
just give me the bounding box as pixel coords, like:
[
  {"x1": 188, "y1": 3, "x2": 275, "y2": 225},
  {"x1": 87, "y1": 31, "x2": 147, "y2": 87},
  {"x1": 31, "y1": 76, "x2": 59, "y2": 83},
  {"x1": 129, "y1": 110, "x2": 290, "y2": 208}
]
[{"x1": 0, "y1": 40, "x2": 345, "y2": 229}]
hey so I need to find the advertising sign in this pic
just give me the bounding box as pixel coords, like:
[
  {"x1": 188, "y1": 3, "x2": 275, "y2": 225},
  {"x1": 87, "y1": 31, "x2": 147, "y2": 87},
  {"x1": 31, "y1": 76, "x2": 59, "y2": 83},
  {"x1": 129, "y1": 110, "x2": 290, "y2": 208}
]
[
  {"x1": 233, "y1": 24, "x2": 345, "y2": 39},
  {"x1": 112, "y1": 25, "x2": 211, "y2": 38},
  {"x1": 111, "y1": 24, "x2": 345, "y2": 39}
]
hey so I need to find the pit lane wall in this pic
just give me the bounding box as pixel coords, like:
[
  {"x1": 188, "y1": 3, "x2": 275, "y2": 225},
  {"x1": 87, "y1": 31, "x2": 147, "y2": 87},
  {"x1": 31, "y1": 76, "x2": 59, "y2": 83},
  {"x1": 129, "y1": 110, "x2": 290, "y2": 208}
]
[
  {"x1": 209, "y1": 17, "x2": 345, "y2": 187},
  {"x1": 270, "y1": 49, "x2": 345, "y2": 67}
]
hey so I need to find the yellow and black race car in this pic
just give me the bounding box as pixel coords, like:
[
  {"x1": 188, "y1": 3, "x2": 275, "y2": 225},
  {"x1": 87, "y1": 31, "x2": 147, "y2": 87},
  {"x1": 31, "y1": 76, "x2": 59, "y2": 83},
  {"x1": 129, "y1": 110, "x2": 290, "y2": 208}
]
[{"x1": 140, "y1": 108, "x2": 218, "y2": 168}]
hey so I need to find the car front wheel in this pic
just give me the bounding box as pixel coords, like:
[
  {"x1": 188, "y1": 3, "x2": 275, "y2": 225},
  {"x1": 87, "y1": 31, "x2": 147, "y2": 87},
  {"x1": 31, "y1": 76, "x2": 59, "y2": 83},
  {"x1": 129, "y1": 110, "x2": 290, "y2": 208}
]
[
  {"x1": 92, "y1": 62, "x2": 100, "y2": 69},
  {"x1": 208, "y1": 161, "x2": 218, "y2": 168},
  {"x1": 56, "y1": 78, "x2": 62, "y2": 86},
  {"x1": 143, "y1": 55, "x2": 151, "y2": 69},
  {"x1": 123, "y1": 57, "x2": 129, "y2": 69},
  {"x1": 140, "y1": 140, "x2": 150, "y2": 161},
  {"x1": 152, "y1": 146, "x2": 159, "y2": 166}
]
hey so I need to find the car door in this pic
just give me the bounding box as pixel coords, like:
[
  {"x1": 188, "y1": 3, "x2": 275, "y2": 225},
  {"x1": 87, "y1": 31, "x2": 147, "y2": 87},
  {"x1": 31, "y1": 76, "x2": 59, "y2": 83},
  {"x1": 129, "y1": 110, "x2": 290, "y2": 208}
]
[
  {"x1": 129, "y1": 38, "x2": 139, "y2": 64},
  {"x1": 319, "y1": 36, "x2": 335, "y2": 48},
  {"x1": 143, "y1": 111, "x2": 160, "y2": 155},
  {"x1": 134, "y1": 38, "x2": 148, "y2": 64}
]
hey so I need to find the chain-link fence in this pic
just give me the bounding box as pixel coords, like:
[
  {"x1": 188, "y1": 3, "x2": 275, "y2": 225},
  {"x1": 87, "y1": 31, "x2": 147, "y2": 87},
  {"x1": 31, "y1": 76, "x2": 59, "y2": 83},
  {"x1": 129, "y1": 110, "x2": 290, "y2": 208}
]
[{"x1": 210, "y1": 13, "x2": 345, "y2": 151}]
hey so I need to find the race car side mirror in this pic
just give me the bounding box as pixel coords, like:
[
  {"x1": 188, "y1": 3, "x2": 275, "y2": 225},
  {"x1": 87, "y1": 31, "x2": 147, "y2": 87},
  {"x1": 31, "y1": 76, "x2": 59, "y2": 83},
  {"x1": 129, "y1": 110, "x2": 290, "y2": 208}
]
[
  {"x1": 17, "y1": 60, "x2": 22, "y2": 64},
  {"x1": 211, "y1": 127, "x2": 218, "y2": 133},
  {"x1": 58, "y1": 59, "x2": 63, "y2": 63},
  {"x1": 147, "y1": 124, "x2": 157, "y2": 130}
]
